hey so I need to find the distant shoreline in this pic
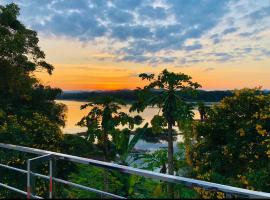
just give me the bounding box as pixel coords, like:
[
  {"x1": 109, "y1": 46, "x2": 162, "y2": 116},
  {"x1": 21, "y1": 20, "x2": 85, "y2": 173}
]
[
  {"x1": 56, "y1": 89, "x2": 238, "y2": 103},
  {"x1": 56, "y1": 99, "x2": 218, "y2": 107},
  {"x1": 56, "y1": 99, "x2": 89, "y2": 103}
]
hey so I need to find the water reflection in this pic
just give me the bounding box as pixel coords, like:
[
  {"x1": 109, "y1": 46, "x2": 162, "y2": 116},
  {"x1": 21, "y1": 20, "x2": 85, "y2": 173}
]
[
  {"x1": 57, "y1": 100, "x2": 201, "y2": 134},
  {"x1": 57, "y1": 100, "x2": 202, "y2": 151}
]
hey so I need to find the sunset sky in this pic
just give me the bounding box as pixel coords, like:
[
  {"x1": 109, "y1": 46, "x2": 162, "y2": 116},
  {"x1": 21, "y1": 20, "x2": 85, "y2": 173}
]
[{"x1": 3, "y1": 0, "x2": 270, "y2": 90}]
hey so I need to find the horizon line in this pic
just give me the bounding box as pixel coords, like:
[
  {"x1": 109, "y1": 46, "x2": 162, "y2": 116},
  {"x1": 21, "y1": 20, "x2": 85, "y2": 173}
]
[{"x1": 62, "y1": 88, "x2": 270, "y2": 93}]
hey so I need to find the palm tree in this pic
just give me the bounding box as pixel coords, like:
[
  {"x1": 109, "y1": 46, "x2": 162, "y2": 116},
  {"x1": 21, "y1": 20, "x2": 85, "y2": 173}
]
[
  {"x1": 114, "y1": 124, "x2": 148, "y2": 166},
  {"x1": 78, "y1": 96, "x2": 143, "y2": 194},
  {"x1": 113, "y1": 124, "x2": 148, "y2": 198},
  {"x1": 130, "y1": 69, "x2": 201, "y2": 176},
  {"x1": 78, "y1": 96, "x2": 143, "y2": 162}
]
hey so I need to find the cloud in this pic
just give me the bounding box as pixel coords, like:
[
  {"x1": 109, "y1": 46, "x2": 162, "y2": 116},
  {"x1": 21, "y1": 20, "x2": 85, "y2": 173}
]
[
  {"x1": 53, "y1": 0, "x2": 89, "y2": 10},
  {"x1": 184, "y1": 43, "x2": 203, "y2": 51},
  {"x1": 2, "y1": 0, "x2": 270, "y2": 66},
  {"x1": 138, "y1": 5, "x2": 168, "y2": 20},
  {"x1": 113, "y1": 0, "x2": 143, "y2": 10},
  {"x1": 118, "y1": 55, "x2": 177, "y2": 66},
  {"x1": 204, "y1": 67, "x2": 215, "y2": 72},
  {"x1": 111, "y1": 25, "x2": 153, "y2": 40},
  {"x1": 239, "y1": 32, "x2": 255, "y2": 37},
  {"x1": 205, "y1": 52, "x2": 235, "y2": 63},
  {"x1": 210, "y1": 34, "x2": 221, "y2": 44},
  {"x1": 106, "y1": 8, "x2": 134, "y2": 24},
  {"x1": 246, "y1": 5, "x2": 270, "y2": 25},
  {"x1": 222, "y1": 27, "x2": 238, "y2": 35}
]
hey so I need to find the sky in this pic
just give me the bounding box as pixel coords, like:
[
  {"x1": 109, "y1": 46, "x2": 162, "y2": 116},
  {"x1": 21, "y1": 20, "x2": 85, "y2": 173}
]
[{"x1": 2, "y1": 0, "x2": 270, "y2": 91}]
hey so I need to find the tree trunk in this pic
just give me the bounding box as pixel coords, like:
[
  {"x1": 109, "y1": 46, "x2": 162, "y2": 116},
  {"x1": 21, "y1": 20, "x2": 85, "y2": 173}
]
[
  {"x1": 168, "y1": 123, "x2": 174, "y2": 175},
  {"x1": 103, "y1": 132, "x2": 109, "y2": 193},
  {"x1": 167, "y1": 123, "x2": 174, "y2": 198}
]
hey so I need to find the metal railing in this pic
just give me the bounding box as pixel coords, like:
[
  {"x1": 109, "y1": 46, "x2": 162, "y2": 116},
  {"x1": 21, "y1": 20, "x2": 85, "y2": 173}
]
[{"x1": 0, "y1": 143, "x2": 270, "y2": 199}]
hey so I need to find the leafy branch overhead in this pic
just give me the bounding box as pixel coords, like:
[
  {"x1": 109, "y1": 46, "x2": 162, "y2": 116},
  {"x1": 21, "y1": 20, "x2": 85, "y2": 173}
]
[{"x1": 0, "y1": 3, "x2": 54, "y2": 74}]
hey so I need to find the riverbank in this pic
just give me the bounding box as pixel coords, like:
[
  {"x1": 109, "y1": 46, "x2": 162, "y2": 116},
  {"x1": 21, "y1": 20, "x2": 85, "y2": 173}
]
[{"x1": 57, "y1": 89, "x2": 234, "y2": 103}]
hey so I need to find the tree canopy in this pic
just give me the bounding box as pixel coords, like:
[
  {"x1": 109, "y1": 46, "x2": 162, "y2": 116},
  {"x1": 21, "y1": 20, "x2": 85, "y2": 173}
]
[
  {"x1": 130, "y1": 69, "x2": 201, "y2": 176},
  {"x1": 188, "y1": 88, "x2": 270, "y2": 196},
  {"x1": 0, "y1": 3, "x2": 66, "y2": 147},
  {"x1": 0, "y1": 4, "x2": 66, "y2": 197},
  {"x1": 78, "y1": 96, "x2": 143, "y2": 161}
]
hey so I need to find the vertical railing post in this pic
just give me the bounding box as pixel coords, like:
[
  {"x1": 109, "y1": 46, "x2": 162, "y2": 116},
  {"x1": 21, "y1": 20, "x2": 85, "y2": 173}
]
[
  {"x1": 49, "y1": 158, "x2": 53, "y2": 199},
  {"x1": 27, "y1": 160, "x2": 31, "y2": 199},
  {"x1": 27, "y1": 159, "x2": 36, "y2": 199}
]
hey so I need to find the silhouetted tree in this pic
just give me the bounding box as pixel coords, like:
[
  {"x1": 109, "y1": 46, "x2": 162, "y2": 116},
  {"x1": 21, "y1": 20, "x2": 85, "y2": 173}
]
[
  {"x1": 0, "y1": 3, "x2": 66, "y2": 198},
  {"x1": 197, "y1": 101, "x2": 208, "y2": 122},
  {"x1": 130, "y1": 69, "x2": 201, "y2": 175},
  {"x1": 78, "y1": 96, "x2": 142, "y2": 162}
]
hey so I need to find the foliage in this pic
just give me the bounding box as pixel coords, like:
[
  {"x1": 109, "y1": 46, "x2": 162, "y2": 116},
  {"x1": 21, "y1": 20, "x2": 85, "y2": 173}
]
[
  {"x1": 78, "y1": 96, "x2": 142, "y2": 161},
  {"x1": 66, "y1": 164, "x2": 198, "y2": 199},
  {"x1": 0, "y1": 3, "x2": 66, "y2": 198},
  {"x1": 65, "y1": 165, "x2": 124, "y2": 198},
  {"x1": 141, "y1": 148, "x2": 168, "y2": 174},
  {"x1": 197, "y1": 101, "x2": 209, "y2": 122},
  {"x1": 133, "y1": 126, "x2": 178, "y2": 143},
  {"x1": 60, "y1": 134, "x2": 93, "y2": 157},
  {"x1": 0, "y1": 112, "x2": 62, "y2": 149},
  {"x1": 0, "y1": 3, "x2": 65, "y2": 147},
  {"x1": 151, "y1": 115, "x2": 167, "y2": 134},
  {"x1": 130, "y1": 69, "x2": 201, "y2": 176},
  {"x1": 114, "y1": 124, "x2": 148, "y2": 165},
  {"x1": 141, "y1": 143, "x2": 194, "y2": 176},
  {"x1": 58, "y1": 89, "x2": 236, "y2": 103},
  {"x1": 125, "y1": 173, "x2": 198, "y2": 199},
  {"x1": 188, "y1": 88, "x2": 270, "y2": 196},
  {"x1": 1, "y1": 3, "x2": 270, "y2": 199}
]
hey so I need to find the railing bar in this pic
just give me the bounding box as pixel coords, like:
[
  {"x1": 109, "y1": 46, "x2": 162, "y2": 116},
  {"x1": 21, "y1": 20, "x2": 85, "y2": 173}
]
[
  {"x1": 28, "y1": 154, "x2": 52, "y2": 162},
  {"x1": 0, "y1": 183, "x2": 43, "y2": 199},
  {"x1": 0, "y1": 182, "x2": 27, "y2": 196},
  {"x1": 51, "y1": 177, "x2": 126, "y2": 199},
  {"x1": 1, "y1": 143, "x2": 270, "y2": 198},
  {"x1": 33, "y1": 173, "x2": 126, "y2": 199},
  {"x1": 0, "y1": 164, "x2": 125, "y2": 199},
  {"x1": 0, "y1": 163, "x2": 27, "y2": 174}
]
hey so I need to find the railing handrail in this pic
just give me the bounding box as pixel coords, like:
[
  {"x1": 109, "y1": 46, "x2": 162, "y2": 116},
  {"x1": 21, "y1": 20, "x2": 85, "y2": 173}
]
[{"x1": 0, "y1": 143, "x2": 270, "y2": 199}]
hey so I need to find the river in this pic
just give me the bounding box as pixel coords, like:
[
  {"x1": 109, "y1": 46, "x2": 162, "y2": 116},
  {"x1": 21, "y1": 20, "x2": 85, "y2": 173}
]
[{"x1": 57, "y1": 100, "x2": 204, "y2": 152}]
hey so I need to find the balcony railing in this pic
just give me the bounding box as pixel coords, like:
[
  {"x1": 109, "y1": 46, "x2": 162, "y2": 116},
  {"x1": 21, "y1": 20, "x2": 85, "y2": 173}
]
[{"x1": 0, "y1": 143, "x2": 270, "y2": 199}]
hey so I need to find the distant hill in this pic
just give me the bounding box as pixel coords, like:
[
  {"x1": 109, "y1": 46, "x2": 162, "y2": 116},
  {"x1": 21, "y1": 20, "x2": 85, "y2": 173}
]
[{"x1": 57, "y1": 89, "x2": 238, "y2": 102}]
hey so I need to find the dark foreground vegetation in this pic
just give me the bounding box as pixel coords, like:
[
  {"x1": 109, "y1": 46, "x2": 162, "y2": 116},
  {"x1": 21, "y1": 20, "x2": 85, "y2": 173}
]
[{"x1": 0, "y1": 3, "x2": 270, "y2": 199}]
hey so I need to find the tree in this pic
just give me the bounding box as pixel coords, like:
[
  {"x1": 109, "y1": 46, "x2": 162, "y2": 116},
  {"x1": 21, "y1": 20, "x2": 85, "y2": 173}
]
[
  {"x1": 111, "y1": 124, "x2": 149, "y2": 197},
  {"x1": 114, "y1": 124, "x2": 148, "y2": 166},
  {"x1": 188, "y1": 88, "x2": 270, "y2": 197},
  {"x1": 0, "y1": 3, "x2": 66, "y2": 138},
  {"x1": 141, "y1": 148, "x2": 168, "y2": 174},
  {"x1": 197, "y1": 101, "x2": 208, "y2": 122},
  {"x1": 141, "y1": 143, "x2": 190, "y2": 175},
  {"x1": 0, "y1": 3, "x2": 53, "y2": 101},
  {"x1": 0, "y1": 4, "x2": 66, "y2": 198},
  {"x1": 78, "y1": 96, "x2": 143, "y2": 162},
  {"x1": 130, "y1": 69, "x2": 201, "y2": 176},
  {"x1": 78, "y1": 96, "x2": 143, "y2": 195}
]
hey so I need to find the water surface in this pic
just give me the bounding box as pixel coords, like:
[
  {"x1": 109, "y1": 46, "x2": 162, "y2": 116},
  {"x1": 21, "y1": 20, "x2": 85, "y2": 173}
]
[{"x1": 57, "y1": 100, "x2": 204, "y2": 152}]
